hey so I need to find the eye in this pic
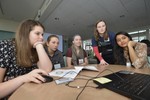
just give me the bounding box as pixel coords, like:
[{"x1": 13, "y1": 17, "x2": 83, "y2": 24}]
[
  {"x1": 116, "y1": 39, "x2": 121, "y2": 42},
  {"x1": 36, "y1": 32, "x2": 40, "y2": 35},
  {"x1": 122, "y1": 36, "x2": 126, "y2": 39}
]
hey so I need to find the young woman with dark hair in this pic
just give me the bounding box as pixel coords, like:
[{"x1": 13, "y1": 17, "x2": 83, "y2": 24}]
[
  {"x1": 114, "y1": 31, "x2": 149, "y2": 68},
  {"x1": 44, "y1": 35, "x2": 65, "y2": 69}
]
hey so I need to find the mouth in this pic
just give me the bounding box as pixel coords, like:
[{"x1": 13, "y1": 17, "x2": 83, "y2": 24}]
[{"x1": 121, "y1": 43, "x2": 126, "y2": 46}]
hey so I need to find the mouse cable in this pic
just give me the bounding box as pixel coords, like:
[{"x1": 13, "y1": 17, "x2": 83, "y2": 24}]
[
  {"x1": 66, "y1": 78, "x2": 97, "y2": 89},
  {"x1": 75, "y1": 68, "x2": 125, "y2": 100},
  {"x1": 75, "y1": 68, "x2": 110, "y2": 100}
]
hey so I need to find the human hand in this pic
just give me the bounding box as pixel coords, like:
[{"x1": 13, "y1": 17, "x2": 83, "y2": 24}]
[
  {"x1": 128, "y1": 41, "x2": 137, "y2": 48},
  {"x1": 21, "y1": 69, "x2": 48, "y2": 84},
  {"x1": 99, "y1": 59, "x2": 109, "y2": 66},
  {"x1": 33, "y1": 41, "x2": 44, "y2": 48}
]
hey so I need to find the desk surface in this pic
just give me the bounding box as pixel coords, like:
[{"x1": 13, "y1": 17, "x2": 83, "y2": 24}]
[{"x1": 9, "y1": 65, "x2": 150, "y2": 100}]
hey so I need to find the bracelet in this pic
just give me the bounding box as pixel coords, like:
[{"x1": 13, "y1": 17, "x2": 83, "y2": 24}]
[{"x1": 33, "y1": 42, "x2": 43, "y2": 48}]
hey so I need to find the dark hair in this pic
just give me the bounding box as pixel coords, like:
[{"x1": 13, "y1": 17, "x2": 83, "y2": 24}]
[
  {"x1": 114, "y1": 31, "x2": 132, "y2": 65},
  {"x1": 47, "y1": 35, "x2": 59, "y2": 43},
  {"x1": 140, "y1": 39, "x2": 150, "y2": 47}
]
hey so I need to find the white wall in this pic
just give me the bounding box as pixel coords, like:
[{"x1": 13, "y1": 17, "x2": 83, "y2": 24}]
[{"x1": 0, "y1": 19, "x2": 19, "y2": 32}]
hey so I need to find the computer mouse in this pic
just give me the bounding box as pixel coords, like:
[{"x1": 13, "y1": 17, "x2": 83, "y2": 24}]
[{"x1": 41, "y1": 75, "x2": 53, "y2": 83}]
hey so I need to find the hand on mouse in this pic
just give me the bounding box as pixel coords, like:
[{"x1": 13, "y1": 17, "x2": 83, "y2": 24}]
[{"x1": 20, "y1": 69, "x2": 48, "y2": 84}]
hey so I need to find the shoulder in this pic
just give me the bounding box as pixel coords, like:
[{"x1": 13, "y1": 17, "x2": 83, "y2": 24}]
[
  {"x1": 0, "y1": 39, "x2": 14, "y2": 45},
  {"x1": 55, "y1": 50, "x2": 63, "y2": 55},
  {"x1": 0, "y1": 39, "x2": 15, "y2": 50},
  {"x1": 66, "y1": 48, "x2": 72, "y2": 57},
  {"x1": 108, "y1": 31, "x2": 115, "y2": 37},
  {"x1": 136, "y1": 42, "x2": 147, "y2": 48},
  {"x1": 67, "y1": 48, "x2": 72, "y2": 52}
]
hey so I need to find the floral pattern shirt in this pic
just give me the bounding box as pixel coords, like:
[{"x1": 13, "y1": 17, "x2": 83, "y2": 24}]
[
  {"x1": 128, "y1": 42, "x2": 149, "y2": 68},
  {"x1": 0, "y1": 39, "x2": 37, "y2": 82}
]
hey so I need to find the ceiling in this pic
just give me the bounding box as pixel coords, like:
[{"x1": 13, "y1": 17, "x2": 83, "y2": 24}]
[{"x1": 0, "y1": 0, "x2": 150, "y2": 39}]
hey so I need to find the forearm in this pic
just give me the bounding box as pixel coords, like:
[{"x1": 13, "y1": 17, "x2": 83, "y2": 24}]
[
  {"x1": 0, "y1": 76, "x2": 24, "y2": 99},
  {"x1": 128, "y1": 46, "x2": 138, "y2": 63},
  {"x1": 93, "y1": 46, "x2": 103, "y2": 61},
  {"x1": 66, "y1": 57, "x2": 73, "y2": 68},
  {"x1": 36, "y1": 44, "x2": 52, "y2": 72},
  {"x1": 129, "y1": 43, "x2": 148, "y2": 68}
]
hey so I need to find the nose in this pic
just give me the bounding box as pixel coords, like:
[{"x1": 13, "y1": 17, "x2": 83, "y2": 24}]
[
  {"x1": 39, "y1": 34, "x2": 43, "y2": 40},
  {"x1": 55, "y1": 43, "x2": 58, "y2": 47}
]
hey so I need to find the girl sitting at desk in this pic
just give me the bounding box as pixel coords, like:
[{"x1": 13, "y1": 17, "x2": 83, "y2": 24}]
[
  {"x1": 0, "y1": 19, "x2": 52, "y2": 99},
  {"x1": 114, "y1": 31, "x2": 149, "y2": 68},
  {"x1": 66, "y1": 34, "x2": 88, "y2": 67},
  {"x1": 44, "y1": 35, "x2": 65, "y2": 69}
]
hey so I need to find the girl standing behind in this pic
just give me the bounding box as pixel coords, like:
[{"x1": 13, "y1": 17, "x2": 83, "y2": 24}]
[
  {"x1": 66, "y1": 35, "x2": 88, "y2": 67},
  {"x1": 92, "y1": 20, "x2": 115, "y2": 65}
]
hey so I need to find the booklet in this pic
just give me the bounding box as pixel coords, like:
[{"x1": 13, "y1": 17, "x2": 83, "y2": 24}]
[
  {"x1": 49, "y1": 68, "x2": 82, "y2": 79},
  {"x1": 74, "y1": 65, "x2": 99, "y2": 71}
]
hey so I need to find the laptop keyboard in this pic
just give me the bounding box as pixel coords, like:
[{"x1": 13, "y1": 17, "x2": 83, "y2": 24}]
[
  {"x1": 94, "y1": 71, "x2": 150, "y2": 100},
  {"x1": 111, "y1": 73, "x2": 150, "y2": 96}
]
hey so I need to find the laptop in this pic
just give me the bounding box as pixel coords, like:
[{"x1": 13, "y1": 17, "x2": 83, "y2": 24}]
[{"x1": 93, "y1": 70, "x2": 150, "y2": 100}]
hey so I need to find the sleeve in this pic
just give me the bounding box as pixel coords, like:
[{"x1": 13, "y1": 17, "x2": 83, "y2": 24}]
[
  {"x1": 93, "y1": 46, "x2": 103, "y2": 61},
  {"x1": 132, "y1": 43, "x2": 148, "y2": 68},
  {"x1": 108, "y1": 32, "x2": 115, "y2": 45},
  {"x1": 91, "y1": 36, "x2": 98, "y2": 47},
  {"x1": 0, "y1": 41, "x2": 9, "y2": 68},
  {"x1": 66, "y1": 48, "x2": 72, "y2": 57}
]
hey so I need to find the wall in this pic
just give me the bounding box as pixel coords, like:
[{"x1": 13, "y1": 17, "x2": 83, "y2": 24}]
[{"x1": 0, "y1": 19, "x2": 19, "y2": 40}]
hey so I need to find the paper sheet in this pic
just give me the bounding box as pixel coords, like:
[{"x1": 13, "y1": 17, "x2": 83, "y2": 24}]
[
  {"x1": 93, "y1": 77, "x2": 112, "y2": 84},
  {"x1": 49, "y1": 68, "x2": 82, "y2": 79}
]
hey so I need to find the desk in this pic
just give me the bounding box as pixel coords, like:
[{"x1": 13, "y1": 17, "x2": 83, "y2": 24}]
[{"x1": 9, "y1": 65, "x2": 150, "y2": 100}]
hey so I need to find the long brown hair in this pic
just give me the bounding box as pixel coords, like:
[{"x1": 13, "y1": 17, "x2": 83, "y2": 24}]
[
  {"x1": 15, "y1": 19, "x2": 45, "y2": 67},
  {"x1": 94, "y1": 20, "x2": 108, "y2": 41}
]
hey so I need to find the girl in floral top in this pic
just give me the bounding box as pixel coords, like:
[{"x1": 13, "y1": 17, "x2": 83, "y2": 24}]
[
  {"x1": 114, "y1": 31, "x2": 149, "y2": 68},
  {"x1": 0, "y1": 19, "x2": 52, "y2": 99}
]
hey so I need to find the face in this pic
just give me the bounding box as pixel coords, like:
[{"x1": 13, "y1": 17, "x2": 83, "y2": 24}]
[
  {"x1": 47, "y1": 37, "x2": 59, "y2": 52},
  {"x1": 29, "y1": 26, "x2": 44, "y2": 46},
  {"x1": 73, "y1": 35, "x2": 82, "y2": 47},
  {"x1": 116, "y1": 34, "x2": 130, "y2": 48},
  {"x1": 97, "y1": 21, "x2": 106, "y2": 34}
]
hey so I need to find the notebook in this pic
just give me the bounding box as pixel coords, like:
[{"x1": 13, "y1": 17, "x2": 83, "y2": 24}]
[{"x1": 93, "y1": 70, "x2": 150, "y2": 100}]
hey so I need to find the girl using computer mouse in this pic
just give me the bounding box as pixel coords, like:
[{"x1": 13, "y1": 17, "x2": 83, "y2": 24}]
[
  {"x1": 114, "y1": 31, "x2": 149, "y2": 68},
  {"x1": 0, "y1": 19, "x2": 52, "y2": 99}
]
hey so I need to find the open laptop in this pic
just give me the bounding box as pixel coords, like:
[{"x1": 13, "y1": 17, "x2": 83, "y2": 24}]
[{"x1": 93, "y1": 70, "x2": 150, "y2": 100}]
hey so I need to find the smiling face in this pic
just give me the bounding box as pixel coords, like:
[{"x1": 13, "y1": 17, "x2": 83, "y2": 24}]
[
  {"x1": 72, "y1": 35, "x2": 82, "y2": 47},
  {"x1": 96, "y1": 21, "x2": 107, "y2": 34},
  {"x1": 47, "y1": 37, "x2": 59, "y2": 52},
  {"x1": 116, "y1": 34, "x2": 130, "y2": 48},
  {"x1": 29, "y1": 25, "x2": 44, "y2": 46}
]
